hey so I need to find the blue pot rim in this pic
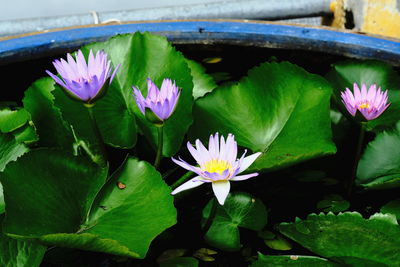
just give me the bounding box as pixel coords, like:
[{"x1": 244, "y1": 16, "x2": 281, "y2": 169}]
[{"x1": 0, "y1": 20, "x2": 399, "y2": 64}]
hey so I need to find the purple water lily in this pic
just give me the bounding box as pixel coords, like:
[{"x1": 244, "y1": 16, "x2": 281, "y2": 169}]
[
  {"x1": 46, "y1": 49, "x2": 120, "y2": 104},
  {"x1": 133, "y1": 78, "x2": 181, "y2": 123},
  {"x1": 341, "y1": 83, "x2": 390, "y2": 121},
  {"x1": 171, "y1": 133, "x2": 262, "y2": 205}
]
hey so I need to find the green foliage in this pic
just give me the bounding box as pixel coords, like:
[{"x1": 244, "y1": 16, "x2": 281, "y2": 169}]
[
  {"x1": 0, "y1": 132, "x2": 28, "y2": 172},
  {"x1": 0, "y1": 215, "x2": 46, "y2": 267},
  {"x1": 0, "y1": 150, "x2": 176, "y2": 258},
  {"x1": 22, "y1": 77, "x2": 74, "y2": 149},
  {"x1": 380, "y1": 199, "x2": 400, "y2": 220},
  {"x1": 278, "y1": 212, "x2": 400, "y2": 266},
  {"x1": 326, "y1": 60, "x2": 400, "y2": 131},
  {"x1": 202, "y1": 192, "x2": 267, "y2": 251},
  {"x1": 357, "y1": 121, "x2": 400, "y2": 189},
  {"x1": 251, "y1": 254, "x2": 338, "y2": 267},
  {"x1": 190, "y1": 61, "x2": 336, "y2": 171},
  {"x1": 81, "y1": 32, "x2": 194, "y2": 155},
  {"x1": 0, "y1": 108, "x2": 30, "y2": 133},
  {"x1": 316, "y1": 194, "x2": 350, "y2": 212},
  {"x1": 160, "y1": 257, "x2": 199, "y2": 267},
  {"x1": 186, "y1": 59, "x2": 217, "y2": 99}
]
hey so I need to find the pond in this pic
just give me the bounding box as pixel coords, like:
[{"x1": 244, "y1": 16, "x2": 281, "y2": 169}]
[{"x1": 0, "y1": 22, "x2": 400, "y2": 267}]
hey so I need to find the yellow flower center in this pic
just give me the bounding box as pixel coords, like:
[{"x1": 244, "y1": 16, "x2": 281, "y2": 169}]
[
  {"x1": 358, "y1": 102, "x2": 370, "y2": 109},
  {"x1": 203, "y1": 159, "x2": 232, "y2": 174}
]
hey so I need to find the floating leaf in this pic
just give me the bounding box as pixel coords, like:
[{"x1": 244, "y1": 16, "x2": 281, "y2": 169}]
[
  {"x1": 0, "y1": 215, "x2": 46, "y2": 267},
  {"x1": 380, "y1": 199, "x2": 400, "y2": 220},
  {"x1": 186, "y1": 59, "x2": 217, "y2": 99},
  {"x1": 202, "y1": 192, "x2": 267, "y2": 251},
  {"x1": 357, "y1": 121, "x2": 400, "y2": 189},
  {"x1": 0, "y1": 108, "x2": 30, "y2": 133},
  {"x1": 316, "y1": 194, "x2": 350, "y2": 213},
  {"x1": 0, "y1": 183, "x2": 3, "y2": 214},
  {"x1": 326, "y1": 60, "x2": 400, "y2": 131},
  {"x1": 81, "y1": 32, "x2": 194, "y2": 155},
  {"x1": 0, "y1": 132, "x2": 28, "y2": 172},
  {"x1": 264, "y1": 235, "x2": 292, "y2": 251},
  {"x1": 190, "y1": 62, "x2": 336, "y2": 171},
  {"x1": 278, "y1": 212, "x2": 400, "y2": 266},
  {"x1": 12, "y1": 122, "x2": 38, "y2": 144},
  {"x1": 251, "y1": 253, "x2": 338, "y2": 267},
  {"x1": 22, "y1": 77, "x2": 74, "y2": 149},
  {"x1": 1, "y1": 151, "x2": 176, "y2": 258},
  {"x1": 157, "y1": 249, "x2": 187, "y2": 263},
  {"x1": 193, "y1": 248, "x2": 217, "y2": 262}
]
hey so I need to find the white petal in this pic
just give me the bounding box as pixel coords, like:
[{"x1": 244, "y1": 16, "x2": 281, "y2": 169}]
[
  {"x1": 171, "y1": 176, "x2": 204, "y2": 195},
  {"x1": 230, "y1": 173, "x2": 258, "y2": 181},
  {"x1": 212, "y1": 181, "x2": 230, "y2": 205},
  {"x1": 238, "y1": 152, "x2": 262, "y2": 173}
]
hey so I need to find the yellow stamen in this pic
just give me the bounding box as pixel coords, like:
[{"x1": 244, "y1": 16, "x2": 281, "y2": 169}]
[
  {"x1": 358, "y1": 102, "x2": 370, "y2": 109},
  {"x1": 203, "y1": 159, "x2": 232, "y2": 174}
]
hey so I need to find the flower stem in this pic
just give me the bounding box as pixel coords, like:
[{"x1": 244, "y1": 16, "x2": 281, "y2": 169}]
[
  {"x1": 170, "y1": 171, "x2": 194, "y2": 189},
  {"x1": 203, "y1": 198, "x2": 218, "y2": 234},
  {"x1": 347, "y1": 123, "x2": 366, "y2": 196},
  {"x1": 85, "y1": 104, "x2": 107, "y2": 167},
  {"x1": 154, "y1": 126, "x2": 164, "y2": 169}
]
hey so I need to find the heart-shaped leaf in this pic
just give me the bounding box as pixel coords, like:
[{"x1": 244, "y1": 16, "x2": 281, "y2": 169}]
[
  {"x1": 190, "y1": 62, "x2": 336, "y2": 171},
  {"x1": 278, "y1": 212, "x2": 400, "y2": 266},
  {"x1": 356, "y1": 121, "x2": 400, "y2": 189},
  {"x1": 80, "y1": 32, "x2": 194, "y2": 155},
  {"x1": 1, "y1": 151, "x2": 176, "y2": 258},
  {"x1": 202, "y1": 192, "x2": 267, "y2": 251}
]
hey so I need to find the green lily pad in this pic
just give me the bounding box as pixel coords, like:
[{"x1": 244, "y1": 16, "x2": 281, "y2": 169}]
[
  {"x1": 0, "y1": 132, "x2": 28, "y2": 172},
  {"x1": 326, "y1": 60, "x2": 400, "y2": 131},
  {"x1": 0, "y1": 215, "x2": 46, "y2": 267},
  {"x1": 380, "y1": 199, "x2": 400, "y2": 220},
  {"x1": 1, "y1": 151, "x2": 176, "y2": 258},
  {"x1": 190, "y1": 61, "x2": 336, "y2": 172},
  {"x1": 22, "y1": 77, "x2": 74, "y2": 149},
  {"x1": 0, "y1": 183, "x2": 3, "y2": 214},
  {"x1": 264, "y1": 235, "x2": 292, "y2": 251},
  {"x1": 356, "y1": 121, "x2": 400, "y2": 189},
  {"x1": 81, "y1": 32, "x2": 194, "y2": 155},
  {"x1": 278, "y1": 212, "x2": 400, "y2": 266},
  {"x1": 0, "y1": 108, "x2": 30, "y2": 133},
  {"x1": 12, "y1": 122, "x2": 39, "y2": 144},
  {"x1": 251, "y1": 253, "x2": 338, "y2": 267},
  {"x1": 316, "y1": 194, "x2": 350, "y2": 213},
  {"x1": 186, "y1": 59, "x2": 217, "y2": 99},
  {"x1": 202, "y1": 192, "x2": 267, "y2": 251}
]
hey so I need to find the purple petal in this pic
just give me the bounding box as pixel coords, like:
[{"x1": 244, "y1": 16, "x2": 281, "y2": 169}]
[
  {"x1": 230, "y1": 172, "x2": 259, "y2": 181},
  {"x1": 46, "y1": 70, "x2": 67, "y2": 89},
  {"x1": 109, "y1": 63, "x2": 121, "y2": 84},
  {"x1": 171, "y1": 157, "x2": 202, "y2": 175},
  {"x1": 238, "y1": 152, "x2": 262, "y2": 173},
  {"x1": 212, "y1": 181, "x2": 230, "y2": 205},
  {"x1": 147, "y1": 78, "x2": 159, "y2": 100},
  {"x1": 353, "y1": 83, "x2": 361, "y2": 101},
  {"x1": 132, "y1": 87, "x2": 146, "y2": 114},
  {"x1": 171, "y1": 176, "x2": 204, "y2": 195}
]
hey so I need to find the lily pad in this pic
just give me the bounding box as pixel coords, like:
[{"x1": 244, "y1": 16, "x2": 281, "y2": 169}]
[
  {"x1": 190, "y1": 61, "x2": 336, "y2": 171},
  {"x1": 0, "y1": 215, "x2": 46, "y2": 267},
  {"x1": 251, "y1": 253, "x2": 338, "y2": 267},
  {"x1": 202, "y1": 192, "x2": 267, "y2": 251},
  {"x1": 81, "y1": 32, "x2": 194, "y2": 155},
  {"x1": 356, "y1": 120, "x2": 400, "y2": 189},
  {"x1": 0, "y1": 108, "x2": 30, "y2": 133},
  {"x1": 326, "y1": 60, "x2": 400, "y2": 131},
  {"x1": 22, "y1": 77, "x2": 74, "y2": 149},
  {"x1": 380, "y1": 199, "x2": 400, "y2": 220},
  {"x1": 0, "y1": 132, "x2": 28, "y2": 172},
  {"x1": 316, "y1": 194, "x2": 350, "y2": 213},
  {"x1": 1, "y1": 151, "x2": 176, "y2": 258},
  {"x1": 185, "y1": 59, "x2": 217, "y2": 99},
  {"x1": 278, "y1": 212, "x2": 400, "y2": 266}
]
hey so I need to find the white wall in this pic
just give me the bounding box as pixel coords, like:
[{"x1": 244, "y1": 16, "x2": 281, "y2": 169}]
[{"x1": 0, "y1": 0, "x2": 225, "y2": 21}]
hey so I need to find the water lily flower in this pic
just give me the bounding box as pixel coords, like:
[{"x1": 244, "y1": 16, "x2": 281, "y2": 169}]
[
  {"x1": 171, "y1": 133, "x2": 262, "y2": 205},
  {"x1": 46, "y1": 49, "x2": 120, "y2": 104},
  {"x1": 341, "y1": 83, "x2": 390, "y2": 121},
  {"x1": 133, "y1": 78, "x2": 181, "y2": 124}
]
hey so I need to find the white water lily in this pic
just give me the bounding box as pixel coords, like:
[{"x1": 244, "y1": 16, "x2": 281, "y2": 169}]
[{"x1": 171, "y1": 133, "x2": 261, "y2": 205}]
